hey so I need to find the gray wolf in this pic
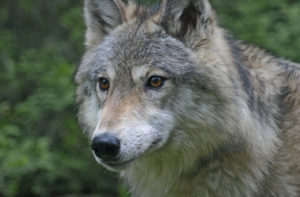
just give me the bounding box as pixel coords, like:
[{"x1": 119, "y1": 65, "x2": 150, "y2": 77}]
[{"x1": 74, "y1": 0, "x2": 300, "y2": 196}]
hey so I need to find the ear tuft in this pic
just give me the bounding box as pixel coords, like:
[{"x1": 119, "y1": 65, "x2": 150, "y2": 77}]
[
  {"x1": 161, "y1": 0, "x2": 216, "y2": 49},
  {"x1": 84, "y1": 0, "x2": 124, "y2": 48}
]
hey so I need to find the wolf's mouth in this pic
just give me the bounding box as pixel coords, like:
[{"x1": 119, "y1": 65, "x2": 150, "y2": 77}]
[{"x1": 104, "y1": 157, "x2": 136, "y2": 169}]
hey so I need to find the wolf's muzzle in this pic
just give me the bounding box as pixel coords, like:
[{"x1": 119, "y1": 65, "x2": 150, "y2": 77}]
[{"x1": 91, "y1": 133, "x2": 120, "y2": 159}]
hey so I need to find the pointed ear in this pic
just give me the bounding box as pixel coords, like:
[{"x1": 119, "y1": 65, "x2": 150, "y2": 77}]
[
  {"x1": 84, "y1": 0, "x2": 126, "y2": 48},
  {"x1": 161, "y1": 0, "x2": 216, "y2": 49}
]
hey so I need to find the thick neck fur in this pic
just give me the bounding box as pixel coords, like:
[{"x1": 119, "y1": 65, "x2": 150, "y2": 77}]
[{"x1": 121, "y1": 128, "x2": 272, "y2": 197}]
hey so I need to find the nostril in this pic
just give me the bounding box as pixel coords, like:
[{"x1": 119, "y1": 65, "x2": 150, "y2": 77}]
[
  {"x1": 103, "y1": 143, "x2": 119, "y2": 157},
  {"x1": 91, "y1": 133, "x2": 120, "y2": 159}
]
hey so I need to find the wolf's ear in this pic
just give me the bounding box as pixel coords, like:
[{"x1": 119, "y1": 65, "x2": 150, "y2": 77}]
[
  {"x1": 161, "y1": 0, "x2": 216, "y2": 49},
  {"x1": 84, "y1": 0, "x2": 125, "y2": 48}
]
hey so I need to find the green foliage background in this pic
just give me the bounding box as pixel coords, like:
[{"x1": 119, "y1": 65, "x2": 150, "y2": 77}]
[{"x1": 0, "y1": 0, "x2": 299, "y2": 196}]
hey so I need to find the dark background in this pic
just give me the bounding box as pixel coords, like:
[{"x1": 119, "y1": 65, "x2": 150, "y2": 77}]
[{"x1": 1, "y1": 0, "x2": 300, "y2": 196}]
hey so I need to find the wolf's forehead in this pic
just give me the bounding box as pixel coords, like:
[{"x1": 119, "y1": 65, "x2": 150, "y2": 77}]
[{"x1": 84, "y1": 24, "x2": 195, "y2": 80}]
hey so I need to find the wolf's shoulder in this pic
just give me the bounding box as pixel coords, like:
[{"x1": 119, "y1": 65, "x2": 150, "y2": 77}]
[
  {"x1": 234, "y1": 38, "x2": 300, "y2": 192},
  {"x1": 230, "y1": 38, "x2": 300, "y2": 127},
  {"x1": 232, "y1": 40, "x2": 300, "y2": 85},
  {"x1": 235, "y1": 41, "x2": 298, "y2": 70}
]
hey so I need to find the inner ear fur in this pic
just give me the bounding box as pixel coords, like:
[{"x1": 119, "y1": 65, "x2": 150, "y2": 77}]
[{"x1": 161, "y1": 0, "x2": 216, "y2": 49}]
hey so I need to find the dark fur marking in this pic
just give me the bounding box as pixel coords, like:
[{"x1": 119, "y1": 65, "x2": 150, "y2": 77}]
[
  {"x1": 255, "y1": 75, "x2": 270, "y2": 118},
  {"x1": 179, "y1": 2, "x2": 199, "y2": 38},
  {"x1": 187, "y1": 140, "x2": 245, "y2": 178},
  {"x1": 278, "y1": 60, "x2": 300, "y2": 71},
  {"x1": 279, "y1": 70, "x2": 297, "y2": 115},
  {"x1": 227, "y1": 38, "x2": 255, "y2": 110},
  {"x1": 278, "y1": 85, "x2": 290, "y2": 128},
  {"x1": 257, "y1": 97, "x2": 268, "y2": 118},
  {"x1": 149, "y1": 138, "x2": 162, "y2": 150},
  {"x1": 91, "y1": 8, "x2": 112, "y2": 34},
  {"x1": 83, "y1": 86, "x2": 91, "y2": 96}
]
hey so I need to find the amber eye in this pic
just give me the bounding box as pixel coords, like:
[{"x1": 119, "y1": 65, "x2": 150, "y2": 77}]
[
  {"x1": 147, "y1": 76, "x2": 165, "y2": 88},
  {"x1": 98, "y1": 77, "x2": 110, "y2": 91}
]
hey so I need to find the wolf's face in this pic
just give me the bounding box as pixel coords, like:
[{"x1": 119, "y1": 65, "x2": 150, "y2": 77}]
[
  {"x1": 76, "y1": 0, "x2": 234, "y2": 171},
  {"x1": 81, "y1": 30, "x2": 196, "y2": 170}
]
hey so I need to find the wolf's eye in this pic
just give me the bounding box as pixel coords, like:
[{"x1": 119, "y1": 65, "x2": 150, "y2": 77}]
[
  {"x1": 98, "y1": 77, "x2": 110, "y2": 91},
  {"x1": 147, "y1": 76, "x2": 165, "y2": 89}
]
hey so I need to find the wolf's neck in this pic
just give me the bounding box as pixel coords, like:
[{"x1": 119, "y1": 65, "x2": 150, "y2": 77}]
[
  {"x1": 121, "y1": 156, "x2": 190, "y2": 197},
  {"x1": 121, "y1": 145, "x2": 266, "y2": 197}
]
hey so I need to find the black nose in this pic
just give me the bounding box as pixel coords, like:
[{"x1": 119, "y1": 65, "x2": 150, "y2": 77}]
[{"x1": 91, "y1": 133, "x2": 120, "y2": 159}]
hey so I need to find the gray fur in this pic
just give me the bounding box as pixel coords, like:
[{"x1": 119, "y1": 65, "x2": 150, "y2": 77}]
[{"x1": 75, "y1": 0, "x2": 300, "y2": 196}]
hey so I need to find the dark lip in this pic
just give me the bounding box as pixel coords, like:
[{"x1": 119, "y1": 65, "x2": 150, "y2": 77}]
[{"x1": 105, "y1": 157, "x2": 136, "y2": 168}]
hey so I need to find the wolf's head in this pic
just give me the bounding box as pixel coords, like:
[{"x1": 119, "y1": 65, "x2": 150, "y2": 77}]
[{"x1": 75, "y1": 0, "x2": 241, "y2": 172}]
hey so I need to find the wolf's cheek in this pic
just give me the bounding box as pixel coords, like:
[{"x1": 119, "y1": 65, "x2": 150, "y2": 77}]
[{"x1": 118, "y1": 110, "x2": 175, "y2": 159}]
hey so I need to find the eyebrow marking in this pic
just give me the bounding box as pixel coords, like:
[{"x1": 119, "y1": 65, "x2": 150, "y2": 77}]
[
  {"x1": 107, "y1": 66, "x2": 116, "y2": 80},
  {"x1": 131, "y1": 66, "x2": 148, "y2": 82}
]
